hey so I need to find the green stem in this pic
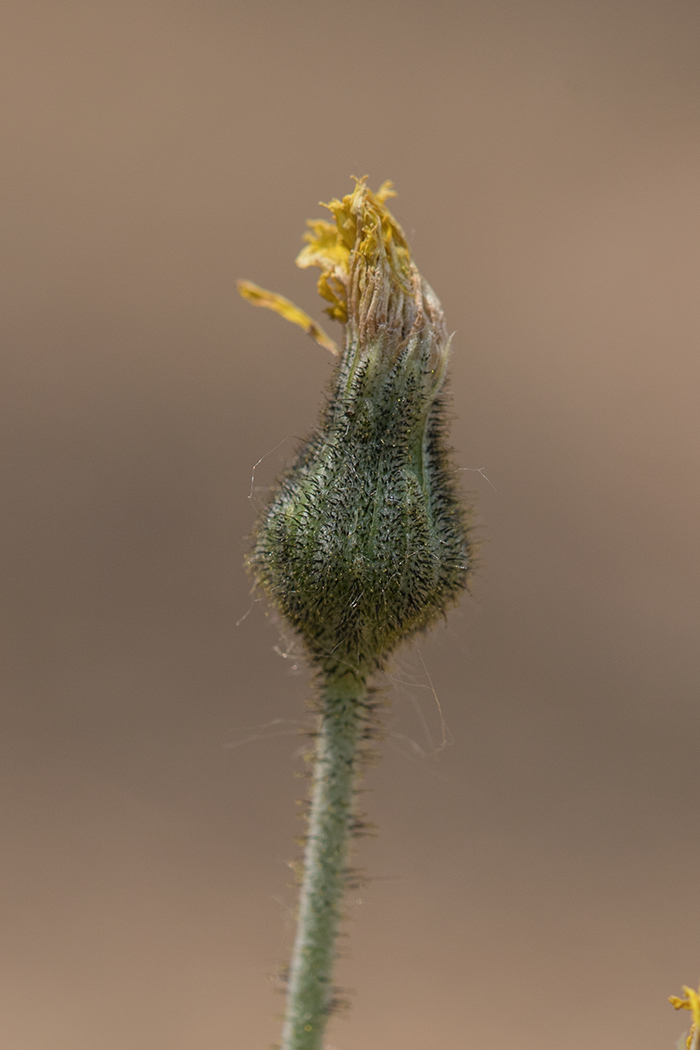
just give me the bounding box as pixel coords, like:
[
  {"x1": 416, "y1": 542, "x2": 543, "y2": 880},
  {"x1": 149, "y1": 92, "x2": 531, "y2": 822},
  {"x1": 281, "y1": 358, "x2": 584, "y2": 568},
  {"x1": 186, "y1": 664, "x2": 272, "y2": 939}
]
[{"x1": 280, "y1": 670, "x2": 366, "y2": 1050}]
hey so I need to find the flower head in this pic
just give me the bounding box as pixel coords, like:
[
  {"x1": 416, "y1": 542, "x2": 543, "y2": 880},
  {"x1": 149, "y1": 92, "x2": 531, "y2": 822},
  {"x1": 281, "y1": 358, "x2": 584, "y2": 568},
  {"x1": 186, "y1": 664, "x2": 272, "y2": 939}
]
[{"x1": 242, "y1": 179, "x2": 471, "y2": 677}]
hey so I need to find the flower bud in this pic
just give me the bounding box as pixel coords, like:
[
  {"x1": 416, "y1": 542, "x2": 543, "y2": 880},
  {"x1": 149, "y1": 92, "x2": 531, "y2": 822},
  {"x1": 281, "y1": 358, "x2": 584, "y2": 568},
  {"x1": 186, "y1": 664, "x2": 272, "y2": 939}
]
[{"x1": 244, "y1": 178, "x2": 471, "y2": 677}]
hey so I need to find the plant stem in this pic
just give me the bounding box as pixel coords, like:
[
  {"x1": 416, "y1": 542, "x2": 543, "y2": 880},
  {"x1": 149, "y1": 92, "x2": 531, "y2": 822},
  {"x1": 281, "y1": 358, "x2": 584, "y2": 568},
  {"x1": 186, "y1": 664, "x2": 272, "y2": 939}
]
[{"x1": 280, "y1": 670, "x2": 367, "y2": 1050}]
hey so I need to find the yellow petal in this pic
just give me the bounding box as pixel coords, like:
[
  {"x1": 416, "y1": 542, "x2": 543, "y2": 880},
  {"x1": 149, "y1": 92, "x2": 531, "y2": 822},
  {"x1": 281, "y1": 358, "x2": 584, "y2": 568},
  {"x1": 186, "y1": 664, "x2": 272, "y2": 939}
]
[
  {"x1": 670, "y1": 985, "x2": 700, "y2": 1024},
  {"x1": 237, "y1": 280, "x2": 339, "y2": 356},
  {"x1": 687, "y1": 986, "x2": 700, "y2": 1026}
]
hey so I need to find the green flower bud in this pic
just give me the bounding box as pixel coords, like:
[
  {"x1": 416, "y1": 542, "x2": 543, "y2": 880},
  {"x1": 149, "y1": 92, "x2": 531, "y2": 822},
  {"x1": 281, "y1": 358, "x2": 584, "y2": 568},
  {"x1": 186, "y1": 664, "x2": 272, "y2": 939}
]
[{"x1": 242, "y1": 178, "x2": 472, "y2": 678}]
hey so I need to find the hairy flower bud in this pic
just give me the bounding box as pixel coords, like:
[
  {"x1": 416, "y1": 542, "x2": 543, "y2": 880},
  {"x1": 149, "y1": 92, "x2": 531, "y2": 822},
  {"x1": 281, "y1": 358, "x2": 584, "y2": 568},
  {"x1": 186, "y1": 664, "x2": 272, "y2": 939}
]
[{"x1": 243, "y1": 178, "x2": 471, "y2": 677}]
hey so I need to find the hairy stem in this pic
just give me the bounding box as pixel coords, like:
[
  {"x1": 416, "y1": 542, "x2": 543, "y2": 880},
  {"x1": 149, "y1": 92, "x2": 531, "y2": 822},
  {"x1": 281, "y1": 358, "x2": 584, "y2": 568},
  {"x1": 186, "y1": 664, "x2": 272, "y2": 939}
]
[{"x1": 280, "y1": 670, "x2": 366, "y2": 1050}]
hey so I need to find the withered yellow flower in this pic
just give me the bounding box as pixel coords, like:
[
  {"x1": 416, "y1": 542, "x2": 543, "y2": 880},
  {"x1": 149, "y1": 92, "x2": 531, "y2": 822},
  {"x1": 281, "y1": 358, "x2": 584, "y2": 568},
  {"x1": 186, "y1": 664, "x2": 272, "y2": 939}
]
[
  {"x1": 670, "y1": 982, "x2": 700, "y2": 1050},
  {"x1": 296, "y1": 179, "x2": 406, "y2": 325}
]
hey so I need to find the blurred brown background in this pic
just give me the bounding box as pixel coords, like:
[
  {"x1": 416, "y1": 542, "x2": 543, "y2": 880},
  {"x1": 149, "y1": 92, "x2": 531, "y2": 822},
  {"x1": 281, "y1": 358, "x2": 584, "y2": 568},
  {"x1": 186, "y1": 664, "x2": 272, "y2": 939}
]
[{"x1": 1, "y1": 1, "x2": 698, "y2": 1047}]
